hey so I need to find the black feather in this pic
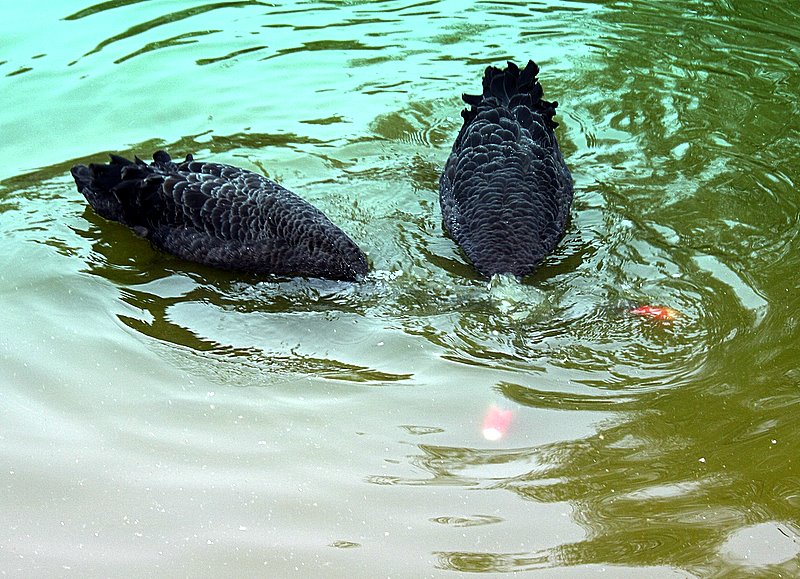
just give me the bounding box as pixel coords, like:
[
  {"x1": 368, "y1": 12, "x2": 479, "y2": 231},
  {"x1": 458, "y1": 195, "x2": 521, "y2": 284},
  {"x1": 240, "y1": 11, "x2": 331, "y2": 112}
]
[
  {"x1": 72, "y1": 151, "x2": 369, "y2": 281},
  {"x1": 439, "y1": 60, "x2": 573, "y2": 278}
]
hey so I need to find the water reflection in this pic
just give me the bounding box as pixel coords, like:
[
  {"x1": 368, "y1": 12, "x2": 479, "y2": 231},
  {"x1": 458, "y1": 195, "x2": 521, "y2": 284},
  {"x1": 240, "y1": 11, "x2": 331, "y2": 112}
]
[{"x1": 422, "y1": 0, "x2": 800, "y2": 573}]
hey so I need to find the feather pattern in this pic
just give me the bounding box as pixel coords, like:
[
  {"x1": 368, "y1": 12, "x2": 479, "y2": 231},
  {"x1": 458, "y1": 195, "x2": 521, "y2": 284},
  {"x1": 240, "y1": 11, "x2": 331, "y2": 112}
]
[
  {"x1": 71, "y1": 151, "x2": 368, "y2": 280},
  {"x1": 440, "y1": 60, "x2": 574, "y2": 278}
]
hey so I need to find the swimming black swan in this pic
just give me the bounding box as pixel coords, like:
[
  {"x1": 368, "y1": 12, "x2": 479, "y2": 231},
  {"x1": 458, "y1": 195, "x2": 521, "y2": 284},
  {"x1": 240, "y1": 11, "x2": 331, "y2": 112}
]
[
  {"x1": 71, "y1": 151, "x2": 368, "y2": 280},
  {"x1": 440, "y1": 60, "x2": 573, "y2": 278}
]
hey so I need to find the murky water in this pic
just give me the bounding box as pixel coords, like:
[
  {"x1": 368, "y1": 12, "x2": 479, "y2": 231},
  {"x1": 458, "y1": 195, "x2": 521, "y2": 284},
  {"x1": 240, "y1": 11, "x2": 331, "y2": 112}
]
[{"x1": 2, "y1": 0, "x2": 799, "y2": 576}]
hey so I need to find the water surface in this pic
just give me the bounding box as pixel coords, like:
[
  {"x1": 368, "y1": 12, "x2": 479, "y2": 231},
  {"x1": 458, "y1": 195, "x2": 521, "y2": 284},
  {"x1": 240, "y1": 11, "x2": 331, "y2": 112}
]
[{"x1": 2, "y1": 0, "x2": 799, "y2": 576}]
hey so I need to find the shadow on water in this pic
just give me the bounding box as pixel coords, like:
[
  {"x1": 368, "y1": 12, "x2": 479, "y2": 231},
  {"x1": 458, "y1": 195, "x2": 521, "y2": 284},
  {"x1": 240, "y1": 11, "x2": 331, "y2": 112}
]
[{"x1": 72, "y1": 206, "x2": 415, "y2": 384}]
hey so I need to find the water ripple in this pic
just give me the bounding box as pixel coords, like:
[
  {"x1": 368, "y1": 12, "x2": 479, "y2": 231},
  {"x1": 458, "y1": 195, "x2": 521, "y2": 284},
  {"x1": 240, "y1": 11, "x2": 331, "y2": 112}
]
[
  {"x1": 80, "y1": 1, "x2": 268, "y2": 58},
  {"x1": 3, "y1": 0, "x2": 800, "y2": 575}
]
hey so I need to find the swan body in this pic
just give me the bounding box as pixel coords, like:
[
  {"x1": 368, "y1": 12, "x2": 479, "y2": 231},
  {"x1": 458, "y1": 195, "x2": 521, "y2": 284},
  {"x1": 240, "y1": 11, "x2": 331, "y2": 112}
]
[
  {"x1": 71, "y1": 151, "x2": 368, "y2": 280},
  {"x1": 440, "y1": 60, "x2": 573, "y2": 278}
]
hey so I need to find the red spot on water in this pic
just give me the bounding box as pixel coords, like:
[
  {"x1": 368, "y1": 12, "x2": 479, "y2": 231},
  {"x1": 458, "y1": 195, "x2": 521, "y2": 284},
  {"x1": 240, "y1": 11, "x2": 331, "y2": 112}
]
[
  {"x1": 630, "y1": 305, "x2": 680, "y2": 321},
  {"x1": 482, "y1": 405, "x2": 513, "y2": 441}
]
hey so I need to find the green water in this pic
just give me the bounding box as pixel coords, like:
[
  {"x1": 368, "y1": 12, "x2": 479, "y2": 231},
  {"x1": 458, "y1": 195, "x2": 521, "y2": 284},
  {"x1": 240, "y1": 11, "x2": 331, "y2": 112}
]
[{"x1": 2, "y1": 0, "x2": 799, "y2": 576}]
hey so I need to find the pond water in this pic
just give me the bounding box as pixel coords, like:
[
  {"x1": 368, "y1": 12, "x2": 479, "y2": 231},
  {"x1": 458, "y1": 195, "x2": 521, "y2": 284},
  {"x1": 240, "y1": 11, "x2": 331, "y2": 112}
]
[{"x1": 2, "y1": 0, "x2": 799, "y2": 576}]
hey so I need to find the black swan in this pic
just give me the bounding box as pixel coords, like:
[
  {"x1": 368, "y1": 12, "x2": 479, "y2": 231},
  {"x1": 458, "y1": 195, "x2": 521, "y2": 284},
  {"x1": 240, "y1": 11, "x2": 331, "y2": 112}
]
[
  {"x1": 71, "y1": 151, "x2": 368, "y2": 280},
  {"x1": 440, "y1": 60, "x2": 573, "y2": 278}
]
